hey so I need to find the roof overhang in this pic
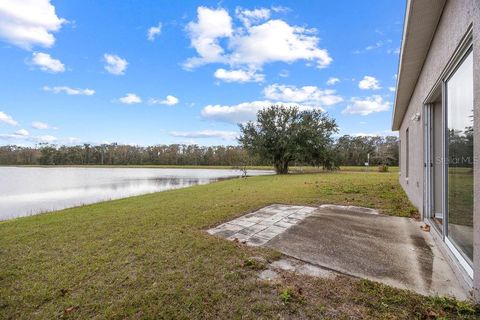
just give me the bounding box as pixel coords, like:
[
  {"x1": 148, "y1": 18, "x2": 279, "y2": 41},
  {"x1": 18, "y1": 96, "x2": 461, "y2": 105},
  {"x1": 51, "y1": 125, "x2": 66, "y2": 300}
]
[{"x1": 392, "y1": 0, "x2": 446, "y2": 130}]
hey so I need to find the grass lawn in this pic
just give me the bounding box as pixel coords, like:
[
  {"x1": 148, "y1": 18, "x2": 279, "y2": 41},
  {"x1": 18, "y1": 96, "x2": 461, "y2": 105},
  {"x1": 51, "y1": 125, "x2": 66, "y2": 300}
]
[{"x1": 0, "y1": 171, "x2": 477, "y2": 319}]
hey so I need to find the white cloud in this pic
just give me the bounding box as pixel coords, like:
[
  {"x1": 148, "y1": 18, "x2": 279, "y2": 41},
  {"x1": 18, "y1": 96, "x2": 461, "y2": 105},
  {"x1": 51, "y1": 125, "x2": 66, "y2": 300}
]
[
  {"x1": 30, "y1": 52, "x2": 65, "y2": 73},
  {"x1": 358, "y1": 76, "x2": 381, "y2": 90},
  {"x1": 354, "y1": 39, "x2": 392, "y2": 54},
  {"x1": 0, "y1": 131, "x2": 84, "y2": 145},
  {"x1": 326, "y1": 77, "x2": 340, "y2": 85},
  {"x1": 149, "y1": 95, "x2": 179, "y2": 106},
  {"x1": 32, "y1": 121, "x2": 53, "y2": 129},
  {"x1": 271, "y1": 6, "x2": 290, "y2": 14},
  {"x1": 43, "y1": 86, "x2": 95, "y2": 96},
  {"x1": 201, "y1": 100, "x2": 323, "y2": 124},
  {"x1": 119, "y1": 93, "x2": 142, "y2": 104},
  {"x1": 235, "y1": 7, "x2": 270, "y2": 27},
  {"x1": 203, "y1": 82, "x2": 341, "y2": 125},
  {"x1": 0, "y1": 132, "x2": 57, "y2": 143},
  {"x1": 0, "y1": 0, "x2": 66, "y2": 50},
  {"x1": 342, "y1": 95, "x2": 391, "y2": 116},
  {"x1": 0, "y1": 111, "x2": 18, "y2": 126},
  {"x1": 147, "y1": 23, "x2": 162, "y2": 41},
  {"x1": 184, "y1": 7, "x2": 332, "y2": 74},
  {"x1": 354, "y1": 41, "x2": 382, "y2": 54},
  {"x1": 350, "y1": 132, "x2": 382, "y2": 137},
  {"x1": 387, "y1": 47, "x2": 400, "y2": 55},
  {"x1": 170, "y1": 130, "x2": 238, "y2": 141},
  {"x1": 63, "y1": 137, "x2": 82, "y2": 144},
  {"x1": 229, "y1": 20, "x2": 331, "y2": 69},
  {"x1": 214, "y1": 68, "x2": 264, "y2": 83},
  {"x1": 34, "y1": 134, "x2": 57, "y2": 143},
  {"x1": 388, "y1": 86, "x2": 396, "y2": 92},
  {"x1": 14, "y1": 129, "x2": 29, "y2": 136},
  {"x1": 0, "y1": 133, "x2": 23, "y2": 141},
  {"x1": 349, "y1": 130, "x2": 398, "y2": 137},
  {"x1": 104, "y1": 54, "x2": 128, "y2": 75},
  {"x1": 184, "y1": 7, "x2": 233, "y2": 68},
  {"x1": 263, "y1": 84, "x2": 343, "y2": 106},
  {"x1": 278, "y1": 69, "x2": 289, "y2": 78}
]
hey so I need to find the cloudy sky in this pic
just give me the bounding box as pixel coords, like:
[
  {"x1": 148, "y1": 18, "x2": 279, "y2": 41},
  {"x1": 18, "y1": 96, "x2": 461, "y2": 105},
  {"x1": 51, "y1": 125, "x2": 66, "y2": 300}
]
[{"x1": 0, "y1": 0, "x2": 404, "y2": 146}]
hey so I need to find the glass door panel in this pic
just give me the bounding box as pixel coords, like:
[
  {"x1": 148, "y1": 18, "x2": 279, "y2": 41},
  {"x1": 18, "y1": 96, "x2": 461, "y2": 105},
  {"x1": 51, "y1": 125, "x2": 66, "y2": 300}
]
[
  {"x1": 425, "y1": 100, "x2": 444, "y2": 232},
  {"x1": 432, "y1": 102, "x2": 444, "y2": 230},
  {"x1": 446, "y1": 50, "x2": 474, "y2": 263}
]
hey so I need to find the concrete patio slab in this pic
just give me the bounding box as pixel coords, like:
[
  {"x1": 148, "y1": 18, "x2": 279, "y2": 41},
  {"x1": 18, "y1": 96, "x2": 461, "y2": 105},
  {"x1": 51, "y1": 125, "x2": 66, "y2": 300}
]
[
  {"x1": 266, "y1": 205, "x2": 469, "y2": 299},
  {"x1": 207, "y1": 204, "x2": 317, "y2": 245},
  {"x1": 207, "y1": 204, "x2": 469, "y2": 300}
]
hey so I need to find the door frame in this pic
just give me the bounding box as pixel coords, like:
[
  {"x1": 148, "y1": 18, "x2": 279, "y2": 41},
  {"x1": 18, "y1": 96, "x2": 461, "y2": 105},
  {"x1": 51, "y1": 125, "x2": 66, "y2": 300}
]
[
  {"x1": 422, "y1": 32, "x2": 474, "y2": 277},
  {"x1": 423, "y1": 102, "x2": 444, "y2": 235},
  {"x1": 423, "y1": 99, "x2": 474, "y2": 279}
]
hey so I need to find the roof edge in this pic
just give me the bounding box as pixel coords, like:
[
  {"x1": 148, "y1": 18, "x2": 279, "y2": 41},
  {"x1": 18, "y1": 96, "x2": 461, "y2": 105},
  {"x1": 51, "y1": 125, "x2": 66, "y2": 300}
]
[{"x1": 391, "y1": 0, "x2": 447, "y2": 131}]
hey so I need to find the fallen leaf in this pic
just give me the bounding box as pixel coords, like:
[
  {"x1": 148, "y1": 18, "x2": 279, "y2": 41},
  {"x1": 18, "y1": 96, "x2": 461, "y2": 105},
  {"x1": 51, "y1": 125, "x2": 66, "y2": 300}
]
[
  {"x1": 64, "y1": 306, "x2": 78, "y2": 314},
  {"x1": 426, "y1": 310, "x2": 438, "y2": 318},
  {"x1": 420, "y1": 224, "x2": 431, "y2": 232}
]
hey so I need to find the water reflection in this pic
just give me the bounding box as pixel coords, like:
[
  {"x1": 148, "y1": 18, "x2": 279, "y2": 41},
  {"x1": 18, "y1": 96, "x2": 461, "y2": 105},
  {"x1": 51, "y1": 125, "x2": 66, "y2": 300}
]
[{"x1": 0, "y1": 167, "x2": 272, "y2": 220}]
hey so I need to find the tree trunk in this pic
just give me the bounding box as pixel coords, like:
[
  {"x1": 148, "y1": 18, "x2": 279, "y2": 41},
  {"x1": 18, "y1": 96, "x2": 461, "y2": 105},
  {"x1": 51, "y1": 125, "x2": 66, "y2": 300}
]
[{"x1": 274, "y1": 160, "x2": 289, "y2": 174}]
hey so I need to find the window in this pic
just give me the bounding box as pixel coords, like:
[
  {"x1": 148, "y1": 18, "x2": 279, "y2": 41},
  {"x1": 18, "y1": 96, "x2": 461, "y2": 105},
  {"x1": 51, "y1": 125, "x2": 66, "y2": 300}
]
[
  {"x1": 446, "y1": 49, "x2": 474, "y2": 263},
  {"x1": 399, "y1": 139, "x2": 401, "y2": 170},
  {"x1": 405, "y1": 127, "x2": 409, "y2": 179}
]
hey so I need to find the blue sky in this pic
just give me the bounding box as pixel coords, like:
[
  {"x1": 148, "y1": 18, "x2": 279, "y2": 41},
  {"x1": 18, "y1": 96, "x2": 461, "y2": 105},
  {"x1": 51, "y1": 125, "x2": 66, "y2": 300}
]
[{"x1": 0, "y1": 0, "x2": 405, "y2": 146}]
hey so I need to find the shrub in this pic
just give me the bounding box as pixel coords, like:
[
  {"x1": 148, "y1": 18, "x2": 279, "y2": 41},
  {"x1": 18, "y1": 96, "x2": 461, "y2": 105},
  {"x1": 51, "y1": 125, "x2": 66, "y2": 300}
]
[{"x1": 378, "y1": 164, "x2": 389, "y2": 172}]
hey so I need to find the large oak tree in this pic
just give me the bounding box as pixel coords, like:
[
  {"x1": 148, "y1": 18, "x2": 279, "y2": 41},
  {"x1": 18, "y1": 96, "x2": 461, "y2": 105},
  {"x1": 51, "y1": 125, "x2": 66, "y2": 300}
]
[{"x1": 239, "y1": 106, "x2": 338, "y2": 174}]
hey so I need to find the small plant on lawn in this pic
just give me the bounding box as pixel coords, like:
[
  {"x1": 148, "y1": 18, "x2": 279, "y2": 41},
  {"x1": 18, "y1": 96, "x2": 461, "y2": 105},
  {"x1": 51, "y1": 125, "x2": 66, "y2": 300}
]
[
  {"x1": 378, "y1": 164, "x2": 389, "y2": 172},
  {"x1": 241, "y1": 257, "x2": 266, "y2": 270},
  {"x1": 280, "y1": 287, "x2": 294, "y2": 304},
  {"x1": 279, "y1": 286, "x2": 304, "y2": 305}
]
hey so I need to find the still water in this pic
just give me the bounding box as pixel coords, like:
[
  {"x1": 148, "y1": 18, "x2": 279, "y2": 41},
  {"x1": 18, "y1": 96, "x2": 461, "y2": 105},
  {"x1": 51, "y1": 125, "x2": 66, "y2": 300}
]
[{"x1": 0, "y1": 167, "x2": 272, "y2": 220}]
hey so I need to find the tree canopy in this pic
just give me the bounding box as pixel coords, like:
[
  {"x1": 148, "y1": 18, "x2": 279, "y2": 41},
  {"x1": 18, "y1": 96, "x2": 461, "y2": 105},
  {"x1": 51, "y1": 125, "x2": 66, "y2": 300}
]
[
  {"x1": 238, "y1": 106, "x2": 338, "y2": 174},
  {"x1": 334, "y1": 135, "x2": 399, "y2": 166}
]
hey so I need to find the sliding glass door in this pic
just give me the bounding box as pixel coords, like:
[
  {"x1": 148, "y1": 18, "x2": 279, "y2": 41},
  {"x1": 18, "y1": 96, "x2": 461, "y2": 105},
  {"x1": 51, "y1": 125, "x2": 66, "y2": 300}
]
[
  {"x1": 424, "y1": 45, "x2": 474, "y2": 275},
  {"x1": 446, "y1": 50, "x2": 474, "y2": 263}
]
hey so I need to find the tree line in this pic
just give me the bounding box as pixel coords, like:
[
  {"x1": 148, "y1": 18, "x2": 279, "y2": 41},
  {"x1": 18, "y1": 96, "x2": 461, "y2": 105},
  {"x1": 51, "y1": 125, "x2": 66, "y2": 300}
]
[
  {"x1": 0, "y1": 136, "x2": 398, "y2": 167},
  {"x1": 0, "y1": 144, "x2": 257, "y2": 166}
]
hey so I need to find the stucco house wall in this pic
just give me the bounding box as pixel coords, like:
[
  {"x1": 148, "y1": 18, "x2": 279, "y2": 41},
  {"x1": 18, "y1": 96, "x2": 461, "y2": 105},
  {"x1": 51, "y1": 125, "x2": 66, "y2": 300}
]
[
  {"x1": 399, "y1": 0, "x2": 477, "y2": 217},
  {"x1": 397, "y1": 0, "x2": 479, "y2": 298}
]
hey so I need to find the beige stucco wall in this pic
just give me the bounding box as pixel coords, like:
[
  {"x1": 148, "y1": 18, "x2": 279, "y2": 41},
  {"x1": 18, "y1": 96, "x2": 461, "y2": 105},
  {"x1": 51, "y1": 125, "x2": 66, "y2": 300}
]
[{"x1": 398, "y1": 0, "x2": 479, "y2": 297}]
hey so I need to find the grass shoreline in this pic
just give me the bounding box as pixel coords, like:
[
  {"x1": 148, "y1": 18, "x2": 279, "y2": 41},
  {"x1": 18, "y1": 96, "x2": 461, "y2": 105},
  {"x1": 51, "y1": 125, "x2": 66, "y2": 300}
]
[{"x1": 1, "y1": 171, "x2": 476, "y2": 319}]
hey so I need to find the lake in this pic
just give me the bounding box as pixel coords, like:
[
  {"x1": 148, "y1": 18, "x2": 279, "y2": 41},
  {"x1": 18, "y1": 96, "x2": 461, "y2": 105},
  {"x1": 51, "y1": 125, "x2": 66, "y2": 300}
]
[{"x1": 0, "y1": 167, "x2": 272, "y2": 220}]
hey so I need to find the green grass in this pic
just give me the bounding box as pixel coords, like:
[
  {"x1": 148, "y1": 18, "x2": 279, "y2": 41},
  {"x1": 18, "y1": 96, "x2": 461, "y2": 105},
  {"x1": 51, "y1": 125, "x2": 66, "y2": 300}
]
[
  {"x1": 0, "y1": 171, "x2": 476, "y2": 319},
  {"x1": 448, "y1": 169, "x2": 474, "y2": 226}
]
